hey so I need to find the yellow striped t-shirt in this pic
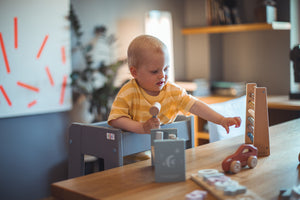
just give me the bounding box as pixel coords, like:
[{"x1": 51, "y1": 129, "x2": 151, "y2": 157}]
[{"x1": 108, "y1": 79, "x2": 198, "y2": 125}]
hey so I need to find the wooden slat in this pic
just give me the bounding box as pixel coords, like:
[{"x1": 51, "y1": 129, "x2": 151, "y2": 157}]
[{"x1": 182, "y1": 22, "x2": 291, "y2": 35}]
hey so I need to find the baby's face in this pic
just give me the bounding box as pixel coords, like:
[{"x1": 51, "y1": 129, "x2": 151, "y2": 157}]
[{"x1": 131, "y1": 48, "x2": 169, "y2": 96}]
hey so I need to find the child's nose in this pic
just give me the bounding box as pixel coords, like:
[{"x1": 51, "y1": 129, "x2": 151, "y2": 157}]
[{"x1": 158, "y1": 71, "x2": 165, "y2": 79}]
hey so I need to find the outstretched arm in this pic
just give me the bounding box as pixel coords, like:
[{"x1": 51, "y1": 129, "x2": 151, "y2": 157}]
[
  {"x1": 109, "y1": 116, "x2": 160, "y2": 134},
  {"x1": 189, "y1": 100, "x2": 241, "y2": 133}
]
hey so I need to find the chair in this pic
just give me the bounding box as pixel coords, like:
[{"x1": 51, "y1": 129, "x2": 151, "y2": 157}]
[
  {"x1": 207, "y1": 95, "x2": 246, "y2": 143},
  {"x1": 68, "y1": 115, "x2": 194, "y2": 178}
]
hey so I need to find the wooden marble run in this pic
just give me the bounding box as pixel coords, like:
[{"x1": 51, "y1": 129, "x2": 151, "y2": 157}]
[{"x1": 245, "y1": 83, "x2": 270, "y2": 157}]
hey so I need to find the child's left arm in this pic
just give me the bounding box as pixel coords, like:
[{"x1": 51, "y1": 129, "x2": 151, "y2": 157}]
[{"x1": 189, "y1": 100, "x2": 241, "y2": 133}]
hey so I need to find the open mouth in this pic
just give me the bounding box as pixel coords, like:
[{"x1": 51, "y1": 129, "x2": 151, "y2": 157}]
[{"x1": 156, "y1": 81, "x2": 164, "y2": 86}]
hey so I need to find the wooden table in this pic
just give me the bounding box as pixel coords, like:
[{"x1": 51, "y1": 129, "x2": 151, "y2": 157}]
[
  {"x1": 267, "y1": 95, "x2": 300, "y2": 110},
  {"x1": 51, "y1": 118, "x2": 300, "y2": 200}
]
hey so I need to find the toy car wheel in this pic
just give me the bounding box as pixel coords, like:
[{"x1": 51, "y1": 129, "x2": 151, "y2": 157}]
[
  {"x1": 230, "y1": 160, "x2": 241, "y2": 174},
  {"x1": 247, "y1": 156, "x2": 258, "y2": 168}
]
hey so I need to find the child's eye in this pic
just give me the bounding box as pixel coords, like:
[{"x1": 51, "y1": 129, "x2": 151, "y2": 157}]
[{"x1": 151, "y1": 70, "x2": 158, "y2": 74}]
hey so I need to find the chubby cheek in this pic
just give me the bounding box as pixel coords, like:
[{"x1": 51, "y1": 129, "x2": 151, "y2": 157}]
[{"x1": 165, "y1": 74, "x2": 169, "y2": 81}]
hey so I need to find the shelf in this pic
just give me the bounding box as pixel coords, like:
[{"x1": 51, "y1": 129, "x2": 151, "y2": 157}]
[
  {"x1": 197, "y1": 132, "x2": 210, "y2": 140},
  {"x1": 182, "y1": 22, "x2": 291, "y2": 35}
]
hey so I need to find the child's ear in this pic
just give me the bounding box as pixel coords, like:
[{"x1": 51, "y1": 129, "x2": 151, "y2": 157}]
[{"x1": 130, "y1": 66, "x2": 137, "y2": 78}]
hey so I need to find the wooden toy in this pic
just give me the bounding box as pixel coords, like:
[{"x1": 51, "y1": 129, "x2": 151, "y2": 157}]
[
  {"x1": 168, "y1": 133, "x2": 177, "y2": 139},
  {"x1": 197, "y1": 169, "x2": 218, "y2": 177},
  {"x1": 203, "y1": 172, "x2": 225, "y2": 182},
  {"x1": 279, "y1": 185, "x2": 300, "y2": 200},
  {"x1": 224, "y1": 185, "x2": 247, "y2": 196},
  {"x1": 191, "y1": 172, "x2": 263, "y2": 199},
  {"x1": 214, "y1": 179, "x2": 239, "y2": 191},
  {"x1": 279, "y1": 188, "x2": 292, "y2": 200},
  {"x1": 150, "y1": 128, "x2": 178, "y2": 166},
  {"x1": 222, "y1": 144, "x2": 258, "y2": 174},
  {"x1": 149, "y1": 102, "x2": 161, "y2": 117},
  {"x1": 245, "y1": 83, "x2": 270, "y2": 157},
  {"x1": 185, "y1": 190, "x2": 207, "y2": 200},
  {"x1": 155, "y1": 131, "x2": 164, "y2": 140},
  {"x1": 292, "y1": 185, "x2": 300, "y2": 199},
  {"x1": 206, "y1": 175, "x2": 230, "y2": 186},
  {"x1": 154, "y1": 139, "x2": 185, "y2": 182}
]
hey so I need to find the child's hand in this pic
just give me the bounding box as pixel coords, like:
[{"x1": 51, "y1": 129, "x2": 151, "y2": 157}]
[
  {"x1": 221, "y1": 117, "x2": 241, "y2": 134},
  {"x1": 143, "y1": 117, "x2": 160, "y2": 134}
]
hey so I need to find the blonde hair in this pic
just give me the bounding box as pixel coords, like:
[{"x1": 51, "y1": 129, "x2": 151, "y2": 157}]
[{"x1": 127, "y1": 35, "x2": 167, "y2": 68}]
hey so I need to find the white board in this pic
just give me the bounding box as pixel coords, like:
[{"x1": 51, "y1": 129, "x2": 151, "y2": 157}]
[{"x1": 0, "y1": 0, "x2": 72, "y2": 118}]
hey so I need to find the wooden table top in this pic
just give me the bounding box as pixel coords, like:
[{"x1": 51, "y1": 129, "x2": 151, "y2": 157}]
[
  {"x1": 51, "y1": 118, "x2": 300, "y2": 200},
  {"x1": 267, "y1": 95, "x2": 300, "y2": 110},
  {"x1": 198, "y1": 95, "x2": 300, "y2": 111}
]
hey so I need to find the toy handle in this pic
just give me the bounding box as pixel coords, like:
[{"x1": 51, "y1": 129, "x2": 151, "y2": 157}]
[{"x1": 149, "y1": 102, "x2": 161, "y2": 118}]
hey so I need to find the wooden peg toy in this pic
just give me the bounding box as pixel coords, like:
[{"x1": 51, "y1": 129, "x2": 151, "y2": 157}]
[
  {"x1": 149, "y1": 102, "x2": 161, "y2": 118},
  {"x1": 191, "y1": 169, "x2": 263, "y2": 199}
]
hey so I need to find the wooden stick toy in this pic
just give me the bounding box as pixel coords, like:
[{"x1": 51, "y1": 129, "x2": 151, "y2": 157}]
[{"x1": 149, "y1": 102, "x2": 161, "y2": 118}]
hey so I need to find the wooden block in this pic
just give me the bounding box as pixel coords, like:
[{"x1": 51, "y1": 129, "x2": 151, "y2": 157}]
[
  {"x1": 191, "y1": 174, "x2": 264, "y2": 200},
  {"x1": 185, "y1": 190, "x2": 207, "y2": 200}
]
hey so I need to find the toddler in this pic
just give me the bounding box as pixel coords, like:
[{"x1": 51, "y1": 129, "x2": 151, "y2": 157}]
[{"x1": 108, "y1": 35, "x2": 241, "y2": 134}]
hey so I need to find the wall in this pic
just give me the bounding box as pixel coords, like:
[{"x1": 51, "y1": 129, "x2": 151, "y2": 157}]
[
  {"x1": 222, "y1": 30, "x2": 290, "y2": 95},
  {"x1": 71, "y1": 0, "x2": 186, "y2": 80},
  {"x1": 0, "y1": 112, "x2": 70, "y2": 200},
  {"x1": 0, "y1": 0, "x2": 72, "y2": 119},
  {"x1": 183, "y1": 0, "x2": 291, "y2": 95},
  {"x1": 0, "y1": 0, "x2": 71, "y2": 199}
]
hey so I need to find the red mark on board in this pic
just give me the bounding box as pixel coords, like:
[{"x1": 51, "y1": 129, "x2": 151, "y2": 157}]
[
  {"x1": 45, "y1": 66, "x2": 54, "y2": 86},
  {"x1": 61, "y1": 46, "x2": 66, "y2": 64},
  {"x1": 36, "y1": 35, "x2": 49, "y2": 59},
  {"x1": 28, "y1": 100, "x2": 37, "y2": 108},
  {"x1": 14, "y1": 17, "x2": 18, "y2": 49},
  {"x1": 0, "y1": 85, "x2": 12, "y2": 106},
  {"x1": 0, "y1": 33, "x2": 11, "y2": 73},
  {"x1": 17, "y1": 81, "x2": 39, "y2": 92},
  {"x1": 60, "y1": 75, "x2": 67, "y2": 105}
]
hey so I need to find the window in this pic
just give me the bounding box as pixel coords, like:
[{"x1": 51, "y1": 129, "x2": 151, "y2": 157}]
[{"x1": 145, "y1": 10, "x2": 174, "y2": 82}]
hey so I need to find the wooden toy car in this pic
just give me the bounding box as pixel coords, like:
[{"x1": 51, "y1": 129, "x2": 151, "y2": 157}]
[{"x1": 222, "y1": 144, "x2": 258, "y2": 174}]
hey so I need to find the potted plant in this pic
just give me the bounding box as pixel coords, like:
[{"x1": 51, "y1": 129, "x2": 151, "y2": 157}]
[{"x1": 69, "y1": 5, "x2": 127, "y2": 122}]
